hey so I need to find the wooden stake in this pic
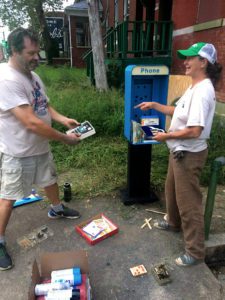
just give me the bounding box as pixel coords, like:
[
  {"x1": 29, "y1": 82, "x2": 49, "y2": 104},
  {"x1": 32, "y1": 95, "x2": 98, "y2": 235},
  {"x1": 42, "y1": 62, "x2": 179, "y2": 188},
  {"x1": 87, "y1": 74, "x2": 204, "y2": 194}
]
[
  {"x1": 145, "y1": 209, "x2": 166, "y2": 215},
  {"x1": 141, "y1": 218, "x2": 152, "y2": 229},
  {"x1": 145, "y1": 218, "x2": 152, "y2": 230}
]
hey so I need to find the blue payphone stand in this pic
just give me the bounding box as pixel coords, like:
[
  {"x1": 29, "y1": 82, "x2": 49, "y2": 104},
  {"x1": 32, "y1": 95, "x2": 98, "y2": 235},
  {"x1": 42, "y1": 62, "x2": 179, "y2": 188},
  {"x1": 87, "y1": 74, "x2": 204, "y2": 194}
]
[{"x1": 123, "y1": 65, "x2": 169, "y2": 204}]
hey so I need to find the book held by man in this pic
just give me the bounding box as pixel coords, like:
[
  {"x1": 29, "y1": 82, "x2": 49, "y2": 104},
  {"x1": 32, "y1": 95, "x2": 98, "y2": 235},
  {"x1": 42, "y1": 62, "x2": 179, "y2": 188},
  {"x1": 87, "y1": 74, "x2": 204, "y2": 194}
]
[{"x1": 66, "y1": 121, "x2": 96, "y2": 140}]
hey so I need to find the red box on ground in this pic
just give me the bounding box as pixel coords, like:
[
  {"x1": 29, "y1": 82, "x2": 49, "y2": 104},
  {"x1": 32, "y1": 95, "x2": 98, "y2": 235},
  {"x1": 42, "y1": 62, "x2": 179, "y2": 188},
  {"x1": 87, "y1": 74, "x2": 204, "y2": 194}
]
[{"x1": 76, "y1": 213, "x2": 119, "y2": 245}]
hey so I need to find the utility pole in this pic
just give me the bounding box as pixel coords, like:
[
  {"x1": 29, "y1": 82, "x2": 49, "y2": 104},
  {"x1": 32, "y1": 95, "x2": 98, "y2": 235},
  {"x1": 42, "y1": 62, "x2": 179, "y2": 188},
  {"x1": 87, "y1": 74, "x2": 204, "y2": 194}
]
[{"x1": 87, "y1": 0, "x2": 108, "y2": 91}]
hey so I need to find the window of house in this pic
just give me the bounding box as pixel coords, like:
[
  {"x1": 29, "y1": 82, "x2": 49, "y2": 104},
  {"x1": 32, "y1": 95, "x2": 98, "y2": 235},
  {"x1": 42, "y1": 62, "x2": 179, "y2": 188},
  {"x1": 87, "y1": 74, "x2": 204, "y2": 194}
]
[{"x1": 76, "y1": 21, "x2": 90, "y2": 47}]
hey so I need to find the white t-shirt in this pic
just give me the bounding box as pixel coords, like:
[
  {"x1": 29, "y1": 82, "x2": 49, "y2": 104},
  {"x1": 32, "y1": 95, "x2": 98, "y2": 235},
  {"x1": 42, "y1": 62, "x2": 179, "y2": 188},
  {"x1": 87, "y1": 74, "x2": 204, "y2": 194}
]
[
  {"x1": 0, "y1": 63, "x2": 51, "y2": 157},
  {"x1": 166, "y1": 78, "x2": 216, "y2": 152}
]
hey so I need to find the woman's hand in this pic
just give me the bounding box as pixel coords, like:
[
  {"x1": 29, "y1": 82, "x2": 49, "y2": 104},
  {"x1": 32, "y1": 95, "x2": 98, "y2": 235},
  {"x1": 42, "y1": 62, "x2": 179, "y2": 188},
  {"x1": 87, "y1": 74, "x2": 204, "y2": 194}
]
[
  {"x1": 152, "y1": 132, "x2": 168, "y2": 142},
  {"x1": 134, "y1": 102, "x2": 154, "y2": 110},
  {"x1": 134, "y1": 101, "x2": 174, "y2": 116}
]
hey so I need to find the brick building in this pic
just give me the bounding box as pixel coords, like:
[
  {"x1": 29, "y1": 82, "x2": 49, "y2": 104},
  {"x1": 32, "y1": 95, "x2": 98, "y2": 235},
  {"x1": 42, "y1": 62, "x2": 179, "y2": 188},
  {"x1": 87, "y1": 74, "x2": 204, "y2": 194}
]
[
  {"x1": 171, "y1": 0, "x2": 225, "y2": 102},
  {"x1": 64, "y1": 0, "x2": 225, "y2": 101},
  {"x1": 65, "y1": 1, "x2": 103, "y2": 68}
]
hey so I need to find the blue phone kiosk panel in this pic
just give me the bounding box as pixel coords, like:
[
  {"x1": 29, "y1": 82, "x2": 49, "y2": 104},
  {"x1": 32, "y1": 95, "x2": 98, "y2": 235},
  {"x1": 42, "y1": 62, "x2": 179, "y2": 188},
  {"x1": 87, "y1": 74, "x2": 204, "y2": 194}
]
[{"x1": 124, "y1": 65, "x2": 169, "y2": 144}]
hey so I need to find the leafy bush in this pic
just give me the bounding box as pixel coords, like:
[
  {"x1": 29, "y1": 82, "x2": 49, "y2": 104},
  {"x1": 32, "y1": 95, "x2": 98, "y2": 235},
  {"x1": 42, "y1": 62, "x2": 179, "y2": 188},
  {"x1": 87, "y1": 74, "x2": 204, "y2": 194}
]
[
  {"x1": 106, "y1": 59, "x2": 124, "y2": 89},
  {"x1": 202, "y1": 114, "x2": 225, "y2": 185}
]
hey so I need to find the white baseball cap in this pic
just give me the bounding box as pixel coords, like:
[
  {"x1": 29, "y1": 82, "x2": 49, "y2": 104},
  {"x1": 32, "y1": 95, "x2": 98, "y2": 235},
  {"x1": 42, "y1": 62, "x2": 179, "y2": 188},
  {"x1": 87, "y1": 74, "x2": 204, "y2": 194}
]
[{"x1": 177, "y1": 42, "x2": 217, "y2": 64}]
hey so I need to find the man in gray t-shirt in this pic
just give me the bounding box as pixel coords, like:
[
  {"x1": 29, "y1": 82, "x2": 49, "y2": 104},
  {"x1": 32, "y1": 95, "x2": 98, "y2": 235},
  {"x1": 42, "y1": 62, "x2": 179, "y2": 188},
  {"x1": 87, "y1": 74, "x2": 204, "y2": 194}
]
[{"x1": 0, "y1": 27, "x2": 81, "y2": 270}]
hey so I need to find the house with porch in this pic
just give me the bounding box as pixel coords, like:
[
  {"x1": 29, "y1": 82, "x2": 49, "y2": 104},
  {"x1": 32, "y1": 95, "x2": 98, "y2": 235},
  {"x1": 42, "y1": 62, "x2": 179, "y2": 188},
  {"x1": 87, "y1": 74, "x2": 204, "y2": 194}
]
[{"x1": 63, "y1": 0, "x2": 225, "y2": 102}]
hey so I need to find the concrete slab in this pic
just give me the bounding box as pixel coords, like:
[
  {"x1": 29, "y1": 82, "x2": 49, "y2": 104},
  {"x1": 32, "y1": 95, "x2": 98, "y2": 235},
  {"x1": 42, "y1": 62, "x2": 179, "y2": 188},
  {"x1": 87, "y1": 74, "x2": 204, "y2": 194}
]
[
  {"x1": 0, "y1": 196, "x2": 224, "y2": 300},
  {"x1": 206, "y1": 233, "x2": 225, "y2": 267},
  {"x1": 206, "y1": 233, "x2": 225, "y2": 247}
]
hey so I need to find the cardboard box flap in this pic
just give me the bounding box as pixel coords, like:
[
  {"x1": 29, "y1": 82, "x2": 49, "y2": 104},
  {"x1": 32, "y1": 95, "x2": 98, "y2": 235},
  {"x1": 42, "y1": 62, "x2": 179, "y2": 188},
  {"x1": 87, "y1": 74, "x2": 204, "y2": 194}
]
[
  {"x1": 40, "y1": 250, "x2": 89, "y2": 278},
  {"x1": 28, "y1": 259, "x2": 41, "y2": 300}
]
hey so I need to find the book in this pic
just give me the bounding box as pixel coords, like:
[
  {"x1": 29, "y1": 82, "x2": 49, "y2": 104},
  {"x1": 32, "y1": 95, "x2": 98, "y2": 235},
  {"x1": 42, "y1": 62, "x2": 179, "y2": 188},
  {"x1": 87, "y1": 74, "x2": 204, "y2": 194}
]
[
  {"x1": 131, "y1": 120, "x2": 145, "y2": 144},
  {"x1": 132, "y1": 120, "x2": 165, "y2": 143},
  {"x1": 66, "y1": 121, "x2": 96, "y2": 140},
  {"x1": 82, "y1": 220, "x2": 104, "y2": 238},
  {"x1": 76, "y1": 213, "x2": 119, "y2": 245},
  {"x1": 142, "y1": 125, "x2": 165, "y2": 138}
]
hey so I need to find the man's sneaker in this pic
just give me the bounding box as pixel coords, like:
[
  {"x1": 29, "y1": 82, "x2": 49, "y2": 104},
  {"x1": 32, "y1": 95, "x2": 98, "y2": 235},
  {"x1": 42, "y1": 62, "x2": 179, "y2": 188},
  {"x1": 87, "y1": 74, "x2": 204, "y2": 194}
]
[
  {"x1": 0, "y1": 243, "x2": 13, "y2": 271},
  {"x1": 48, "y1": 204, "x2": 80, "y2": 219}
]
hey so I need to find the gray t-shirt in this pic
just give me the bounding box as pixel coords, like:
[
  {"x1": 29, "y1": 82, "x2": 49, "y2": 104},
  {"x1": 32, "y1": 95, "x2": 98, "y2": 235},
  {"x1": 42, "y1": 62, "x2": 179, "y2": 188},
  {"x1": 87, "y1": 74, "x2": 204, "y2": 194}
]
[{"x1": 0, "y1": 63, "x2": 51, "y2": 157}]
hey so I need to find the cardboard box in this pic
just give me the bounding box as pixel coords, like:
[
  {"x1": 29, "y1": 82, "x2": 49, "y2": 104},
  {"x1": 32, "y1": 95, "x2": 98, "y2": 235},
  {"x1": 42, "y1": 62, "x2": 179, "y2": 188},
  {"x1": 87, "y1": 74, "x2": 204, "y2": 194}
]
[
  {"x1": 28, "y1": 250, "x2": 91, "y2": 300},
  {"x1": 76, "y1": 213, "x2": 119, "y2": 245}
]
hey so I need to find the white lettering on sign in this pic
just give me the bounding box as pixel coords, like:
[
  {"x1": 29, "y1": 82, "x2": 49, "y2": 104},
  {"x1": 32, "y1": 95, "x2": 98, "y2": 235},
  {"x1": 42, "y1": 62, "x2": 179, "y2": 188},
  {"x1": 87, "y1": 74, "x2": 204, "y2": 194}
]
[
  {"x1": 132, "y1": 66, "x2": 169, "y2": 75},
  {"x1": 50, "y1": 28, "x2": 63, "y2": 39}
]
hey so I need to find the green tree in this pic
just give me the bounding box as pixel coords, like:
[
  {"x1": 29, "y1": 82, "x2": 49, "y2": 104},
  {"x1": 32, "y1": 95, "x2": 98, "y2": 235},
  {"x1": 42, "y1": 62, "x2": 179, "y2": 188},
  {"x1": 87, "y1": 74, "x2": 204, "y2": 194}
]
[{"x1": 0, "y1": 0, "x2": 63, "y2": 64}]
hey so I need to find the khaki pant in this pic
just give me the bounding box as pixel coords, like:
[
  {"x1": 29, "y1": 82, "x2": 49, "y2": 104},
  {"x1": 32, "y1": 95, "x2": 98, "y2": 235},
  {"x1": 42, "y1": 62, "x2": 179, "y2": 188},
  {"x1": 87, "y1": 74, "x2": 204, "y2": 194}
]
[
  {"x1": 165, "y1": 149, "x2": 208, "y2": 259},
  {"x1": 0, "y1": 151, "x2": 57, "y2": 200}
]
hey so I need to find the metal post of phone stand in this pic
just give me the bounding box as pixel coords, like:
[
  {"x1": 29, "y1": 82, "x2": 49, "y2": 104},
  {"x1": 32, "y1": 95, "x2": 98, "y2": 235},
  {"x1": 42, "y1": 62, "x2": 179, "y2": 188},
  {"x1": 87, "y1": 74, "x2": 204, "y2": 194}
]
[{"x1": 122, "y1": 142, "x2": 158, "y2": 205}]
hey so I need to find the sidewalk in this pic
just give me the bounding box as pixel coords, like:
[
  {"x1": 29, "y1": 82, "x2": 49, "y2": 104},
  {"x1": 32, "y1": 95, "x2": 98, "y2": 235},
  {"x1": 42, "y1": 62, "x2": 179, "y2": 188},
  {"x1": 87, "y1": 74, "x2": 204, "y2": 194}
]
[{"x1": 0, "y1": 194, "x2": 224, "y2": 300}]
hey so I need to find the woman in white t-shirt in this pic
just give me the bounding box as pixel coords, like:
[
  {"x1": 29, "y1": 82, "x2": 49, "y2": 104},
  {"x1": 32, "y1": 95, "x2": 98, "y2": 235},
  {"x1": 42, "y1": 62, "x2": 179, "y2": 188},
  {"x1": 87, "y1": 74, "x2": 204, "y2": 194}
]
[{"x1": 136, "y1": 42, "x2": 222, "y2": 266}]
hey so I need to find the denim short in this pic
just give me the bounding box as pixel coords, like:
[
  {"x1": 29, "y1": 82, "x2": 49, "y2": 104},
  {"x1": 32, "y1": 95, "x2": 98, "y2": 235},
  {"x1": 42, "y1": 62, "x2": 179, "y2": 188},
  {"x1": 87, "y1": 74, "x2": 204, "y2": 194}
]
[{"x1": 0, "y1": 151, "x2": 57, "y2": 200}]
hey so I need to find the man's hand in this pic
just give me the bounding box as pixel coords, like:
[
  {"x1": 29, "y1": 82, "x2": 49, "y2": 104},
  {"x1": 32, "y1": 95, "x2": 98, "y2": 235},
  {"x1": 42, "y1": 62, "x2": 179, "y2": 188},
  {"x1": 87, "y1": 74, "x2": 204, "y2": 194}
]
[
  {"x1": 48, "y1": 106, "x2": 80, "y2": 129},
  {"x1": 11, "y1": 105, "x2": 81, "y2": 145},
  {"x1": 63, "y1": 132, "x2": 81, "y2": 145},
  {"x1": 63, "y1": 117, "x2": 80, "y2": 129}
]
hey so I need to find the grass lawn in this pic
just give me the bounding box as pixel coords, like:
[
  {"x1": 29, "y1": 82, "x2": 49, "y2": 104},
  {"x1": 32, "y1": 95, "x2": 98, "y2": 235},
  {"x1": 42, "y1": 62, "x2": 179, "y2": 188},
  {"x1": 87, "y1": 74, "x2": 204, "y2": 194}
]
[{"x1": 36, "y1": 65, "x2": 225, "y2": 200}]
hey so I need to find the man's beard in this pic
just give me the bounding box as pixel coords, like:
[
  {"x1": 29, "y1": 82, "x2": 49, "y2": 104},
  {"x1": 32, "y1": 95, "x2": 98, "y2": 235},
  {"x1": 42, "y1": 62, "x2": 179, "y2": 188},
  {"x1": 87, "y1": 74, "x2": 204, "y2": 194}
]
[{"x1": 28, "y1": 60, "x2": 39, "y2": 70}]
